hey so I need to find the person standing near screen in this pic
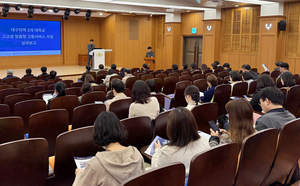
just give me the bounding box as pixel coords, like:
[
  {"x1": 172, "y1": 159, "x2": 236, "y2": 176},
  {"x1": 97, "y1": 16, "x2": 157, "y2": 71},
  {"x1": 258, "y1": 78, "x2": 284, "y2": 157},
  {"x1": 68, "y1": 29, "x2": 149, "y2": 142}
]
[
  {"x1": 87, "y1": 39, "x2": 95, "y2": 66},
  {"x1": 146, "y1": 46, "x2": 155, "y2": 58}
]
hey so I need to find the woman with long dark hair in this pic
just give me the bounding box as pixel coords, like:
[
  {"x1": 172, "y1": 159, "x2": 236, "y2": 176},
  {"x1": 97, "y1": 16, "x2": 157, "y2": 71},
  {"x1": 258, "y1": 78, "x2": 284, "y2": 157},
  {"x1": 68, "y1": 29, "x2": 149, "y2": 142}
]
[
  {"x1": 46, "y1": 82, "x2": 66, "y2": 109},
  {"x1": 184, "y1": 85, "x2": 200, "y2": 111}
]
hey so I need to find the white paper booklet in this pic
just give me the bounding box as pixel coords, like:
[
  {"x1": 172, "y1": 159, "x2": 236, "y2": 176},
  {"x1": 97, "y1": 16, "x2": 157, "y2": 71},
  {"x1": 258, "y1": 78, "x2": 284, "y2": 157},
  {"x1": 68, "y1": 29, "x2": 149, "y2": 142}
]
[
  {"x1": 145, "y1": 136, "x2": 169, "y2": 156},
  {"x1": 74, "y1": 156, "x2": 93, "y2": 170},
  {"x1": 262, "y1": 63, "x2": 270, "y2": 71},
  {"x1": 197, "y1": 131, "x2": 211, "y2": 141},
  {"x1": 42, "y1": 94, "x2": 53, "y2": 104}
]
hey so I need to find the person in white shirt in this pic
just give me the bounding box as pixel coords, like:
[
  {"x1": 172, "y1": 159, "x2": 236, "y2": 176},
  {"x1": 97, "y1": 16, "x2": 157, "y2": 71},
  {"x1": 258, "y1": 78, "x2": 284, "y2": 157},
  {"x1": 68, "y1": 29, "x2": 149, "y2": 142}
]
[
  {"x1": 105, "y1": 79, "x2": 128, "y2": 111},
  {"x1": 184, "y1": 85, "x2": 201, "y2": 111},
  {"x1": 122, "y1": 68, "x2": 134, "y2": 84},
  {"x1": 103, "y1": 69, "x2": 118, "y2": 87}
]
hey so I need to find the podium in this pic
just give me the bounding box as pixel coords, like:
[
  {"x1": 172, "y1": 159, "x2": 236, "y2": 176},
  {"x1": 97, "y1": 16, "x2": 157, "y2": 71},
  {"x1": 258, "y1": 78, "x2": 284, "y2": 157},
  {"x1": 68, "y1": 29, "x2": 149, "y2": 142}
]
[
  {"x1": 89, "y1": 49, "x2": 113, "y2": 70},
  {"x1": 144, "y1": 57, "x2": 155, "y2": 70}
]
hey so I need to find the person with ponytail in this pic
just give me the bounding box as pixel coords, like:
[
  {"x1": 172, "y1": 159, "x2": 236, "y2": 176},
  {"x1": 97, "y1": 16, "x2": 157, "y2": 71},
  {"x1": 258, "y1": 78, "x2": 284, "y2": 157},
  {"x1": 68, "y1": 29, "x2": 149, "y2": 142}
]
[
  {"x1": 47, "y1": 82, "x2": 66, "y2": 109},
  {"x1": 200, "y1": 74, "x2": 218, "y2": 102},
  {"x1": 184, "y1": 85, "x2": 201, "y2": 111}
]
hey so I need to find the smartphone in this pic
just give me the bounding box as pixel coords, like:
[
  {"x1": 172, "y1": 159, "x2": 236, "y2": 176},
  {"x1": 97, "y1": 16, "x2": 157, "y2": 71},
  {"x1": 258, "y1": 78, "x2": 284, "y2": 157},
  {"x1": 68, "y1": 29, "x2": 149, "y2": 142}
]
[
  {"x1": 243, "y1": 95, "x2": 250, "y2": 101},
  {"x1": 208, "y1": 120, "x2": 221, "y2": 135}
]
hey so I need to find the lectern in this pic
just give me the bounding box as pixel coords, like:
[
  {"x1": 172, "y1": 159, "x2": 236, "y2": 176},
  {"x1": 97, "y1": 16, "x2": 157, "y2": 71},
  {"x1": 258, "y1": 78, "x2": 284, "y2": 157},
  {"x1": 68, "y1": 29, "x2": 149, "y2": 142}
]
[
  {"x1": 144, "y1": 57, "x2": 155, "y2": 70},
  {"x1": 89, "y1": 49, "x2": 113, "y2": 70}
]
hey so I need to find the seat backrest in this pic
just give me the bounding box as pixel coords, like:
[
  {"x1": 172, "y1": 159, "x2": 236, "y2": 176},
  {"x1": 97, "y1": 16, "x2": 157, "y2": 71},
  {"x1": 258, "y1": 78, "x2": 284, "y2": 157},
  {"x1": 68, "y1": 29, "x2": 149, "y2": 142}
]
[
  {"x1": 85, "y1": 71, "x2": 97, "y2": 80},
  {"x1": 38, "y1": 81, "x2": 54, "y2": 89},
  {"x1": 121, "y1": 116, "x2": 152, "y2": 150},
  {"x1": 93, "y1": 84, "x2": 107, "y2": 92},
  {"x1": 0, "y1": 84, "x2": 13, "y2": 90},
  {"x1": 0, "y1": 104, "x2": 10, "y2": 117},
  {"x1": 154, "y1": 110, "x2": 172, "y2": 140},
  {"x1": 234, "y1": 128, "x2": 278, "y2": 186},
  {"x1": 248, "y1": 80, "x2": 257, "y2": 95},
  {"x1": 5, "y1": 77, "x2": 21, "y2": 84},
  {"x1": 124, "y1": 88, "x2": 131, "y2": 97},
  {"x1": 171, "y1": 81, "x2": 192, "y2": 108},
  {"x1": 47, "y1": 84, "x2": 55, "y2": 90},
  {"x1": 35, "y1": 90, "x2": 54, "y2": 99},
  {"x1": 22, "y1": 76, "x2": 37, "y2": 83},
  {"x1": 130, "y1": 68, "x2": 139, "y2": 74},
  {"x1": 54, "y1": 126, "x2": 103, "y2": 186},
  {"x1": 50, "y1": 95, "x2": 78, "y2": 124},
  {"x1": 0, "y1": 116, "x2": 24, "y2": 144},
  {"x1": 191, "y1": 103, "x2": 218, "y2": 134},
  {"x1": 261, "y1": 71, "x2": 270, "y2": 76},
  {"x1": 16, "y1": 83, "x2": 35, "y2": 93},
  {"x1": 48, "y1": 78, "x2": 62, "y2": 84},
  {"x1": 137, "y1": 73, "x2": 146, "y2": 80},
  {"x1": 276, "y1": 78, "x2": 283, "y2": 88},
  {"x1": 213, "y1": 84, "x2": 231, "y2": 116},
  {"x1": 0, "y1": 138, "x2": 48, "y2": 186},
  {"x1": 251, "y1": 68, "x2": 258, "y2": 73},
  {"x1": 126, "y1": 76, "x2": 138, "y2": 91},
  {"x1": 153, "y1": 93, "x2": 165, "y2": 107},
  {"x1": 38, "y1": 74, "x2": 51, "y2": 80},
  {"x1": 122, "y1": 163, "x2": 185, "y2": 186},
  {"x1": 72, "y1": 103, "x2": 106, "y2": 130},
  {"x1": 214, "y1": 68, "x2": 223, "y2": 74},
  {"x1": 81, "y1": 91, "x2": 106, "y2": 105},
  {"x1": 141, "y1": 74, "x2": 154, "y2": 81},
  {"x1": 188, "y1": 143, "x2": 240, "y2": 186},
  {"x1": 169, "y1": 72, "x2": 180, "y2": 79},
  {"x1": 70, "y1": 82, "x2": 84, "y2": 88},
  {"x1": 30, "y1": 80, "x2": 45, "y2": 85},
  {"x1": 11, "y1": 81, "x2": 26, "y2": 88},
  {"x1": 60, "y1": 80, "x2": 74, "y2": 88},
  {"x1": 24, "y1": 86, "x2": 45, "y2": 99},
  {"x1": 280, "y1": 88, "x2": 288, "y2": 107},
  {"x1": 153, "y1": 78, "x2": 163, "y2": 93},
  {"x1": 193, "y1": 79, "x2": 208, "y2": 92},
  {"x1": 0, "y1": 88, "x2": 21, "y2": 103},
  {"x1": 218, "y1": 71, "x2": 229, "y2": 78},
  {"x1": 179, "y1": 75, "x2": 192, "y2": 82},
  {"x1": 203, "y1": 69, "x2": 213, "y2": 76},
  {"x1": 264, "y1": 119, "x2": 300, "y2": 185},
  {"x1": 294, "y1": 74, "x2": 300, "y2": 84},
  {"x1": 29, "y1": 109, "x2": 69, "y2": 156},
  {"x1": 284, "y1": 85, "x2": 300, "y2": 117},
  {"x1": 108, "y1": 75, "x2": 123, "y2": 90},
  {"x1": 66, "y1": 87, "x2": 82, "y2": 96},
  {"x1": 232, "y1": 82, "x2": 248, "y2": 97},
  {"x1": 192, "y1": 74, "x2": 205, "y2": 81},
  {"x1": 181, "y1": 71, "x2": 191, "y2": 76},
  {"x1": 14, "y1": 99, "x2": 46, "y2": 134},
  {"x1": 155, "y1": 73, "x2": 167, "y2": 81},
  {"x1": 96, "y1": 74, "x2": 106, "y2": 84},
  {"x1": 97, "y1": 70, "x2": 108, "y2": 76},
  {"x1": 271, "y1": 71, "x2": 281, "y2": 78},
  {"x1": 191, "y1": 70, "x2": 202, "y2": 76},
  {"x1": 162, "y1": 76, "x2": 178, "y2": 94},
  {"x1": 4, "y1": 93, "x2": 31, "y2": 115},
  {"x1": 109, "y1": 98, "x2": 132, "y2": 120}
]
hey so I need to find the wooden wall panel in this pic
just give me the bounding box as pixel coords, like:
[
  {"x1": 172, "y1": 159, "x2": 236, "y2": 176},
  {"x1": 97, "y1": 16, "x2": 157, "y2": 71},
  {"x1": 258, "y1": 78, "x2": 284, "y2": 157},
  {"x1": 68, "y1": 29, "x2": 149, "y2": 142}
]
[
  {"x1": 250, "y1": 55, "x2": 259, "y2": 72},
  {"x1": 165, "y1": 35, "x2": 173, "y2": 68},
  {"x1": 228, "y1": 54, "x2": 240, "y2": 71},
  {"x1": 239, "y1": 55, "x2": 251, "y2": 69},
  {"x1": 181, "y1": 12, "x2": 204, "y2": 36},
  {"x1": 202, "y1": 35, "x2": 214, "y2": 64},
  {"x1": 259, "y1": 35, "x2": 277, "y2": 73},
  {"x1": 295, "y1": 58, "x2": 300, "y2": 75}
]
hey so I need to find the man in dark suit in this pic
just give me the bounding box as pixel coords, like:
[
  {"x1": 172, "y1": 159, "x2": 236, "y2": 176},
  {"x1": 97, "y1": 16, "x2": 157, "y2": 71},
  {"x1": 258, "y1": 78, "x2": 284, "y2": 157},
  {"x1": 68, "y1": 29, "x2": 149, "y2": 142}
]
[
  {"x1": 146, "y1": 46, "x2": 155, "y2": 57},
  {"x1": 87, "y1": 39, "x2": 95, "y2": 66},
  {"x1": 241, "y1": 64, "x2": 259, "y2": 80},
  {"x1": 3, "y1": 69, "x2": 19, "y2": 83}
]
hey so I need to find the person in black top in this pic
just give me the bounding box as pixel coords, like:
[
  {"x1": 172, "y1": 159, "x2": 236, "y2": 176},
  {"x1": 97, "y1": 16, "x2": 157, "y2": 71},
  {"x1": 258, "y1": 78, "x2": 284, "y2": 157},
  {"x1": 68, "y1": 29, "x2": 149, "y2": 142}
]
[
  {"x1": 214, "y1": 61, "x2": 224, "y2": 70},
  {"x1": 171, "y1": 64, "x2": 178, "y2": 72},
  {"x1": 80, "y1": 65, "x2": 91, "y2": 82},
  {"x1": 23, "y1": 68, "x2": 34, "y2": 78},
  {"x1": 274, "y1": 61, "x2": 282, "y2": 71},
  {"x1": 142, "y1": 64, "x2": 150, "y2": 73},
  {"x1": 119, "y1": 68, "x2": 125, "y2": 78},
  {"x1": 241, "y1": 64, "x2": 259, "y2": 80},
  {"x1": 182, "y1": 63, "x2": 188, "y2": 72},
  {"x1": 37, "y1": 66, "x2": 49, "y2": 80},
  {"x1": 45, "y1": 71, "x2": 59, "y2": 82},
  {"x1": 223, "y1": 63, "x2": 232, "y2": 73}
]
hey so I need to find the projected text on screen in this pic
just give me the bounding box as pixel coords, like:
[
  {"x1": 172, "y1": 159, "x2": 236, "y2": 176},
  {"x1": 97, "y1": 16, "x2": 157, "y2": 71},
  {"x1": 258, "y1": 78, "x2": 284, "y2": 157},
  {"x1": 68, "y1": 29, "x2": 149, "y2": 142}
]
[{"x1": 0, "y1": 19, "x2": 61, "y2": 56}]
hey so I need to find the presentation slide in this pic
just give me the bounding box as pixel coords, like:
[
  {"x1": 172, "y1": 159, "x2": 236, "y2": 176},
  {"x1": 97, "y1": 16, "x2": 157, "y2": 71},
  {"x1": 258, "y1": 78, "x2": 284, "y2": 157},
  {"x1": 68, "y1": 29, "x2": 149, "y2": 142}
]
[{"x1": 0, "y1": 19, "x2": 61, "y2": 56}]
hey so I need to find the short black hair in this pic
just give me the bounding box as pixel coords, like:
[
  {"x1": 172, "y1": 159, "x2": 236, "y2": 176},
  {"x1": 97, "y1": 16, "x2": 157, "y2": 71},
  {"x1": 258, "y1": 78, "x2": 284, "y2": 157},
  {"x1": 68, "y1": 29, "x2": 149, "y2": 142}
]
[
  {"x1": 258, "y1": 87, "x2": 284, "y2": 106},
  {"x1": 279, "y1": 62, "x2": 289, "y2": 70},
  {"x1": 241, "y1": 64, "x2": 251, "y2": 71},
  {"x1": 131, "y1": 80, "x2": 151, "y2": 104},
  {"x1": 191, "y1": 63, "x2": 197, "y2": 69},
  {"x1": 143, "y1": 64, "x2": 148, "y2": 69},
  {"x1": 172, "y1": 64, "x2": 178, "y2": 71},
  {"x1": 120, "y1": 68, "x2": 125, "y2": 73},
  {"x1": 229, "y1": 71, "x2": 241, "y2": 81},
  {"x1": 147, "y1": 46, "x2": 152, "y2": 49},
  {"x1": 99, "y1": 64, "x2": 104, "y2": 69},
  {"x1": 281, "y1": 71, "x2": 296, "y2": 87},
  {"x1": 55, "y1": 82, "x2": 66, "y2": 97},
  {"x1": 211, "y1": 63, "x2": 217, "y2": 70},
  {"x1": 50, "y1": 70, "x2": 57, "y2": 78},
  {"x1": 214, "y1": 61, "x2": 220, "y2": 65},
  {"x1": 242, "y1": 71, "x2": 253, "y2": 81},
  {"x1": 93, "y1": 111, "x2": 127, "y2": 147},
  {"x1": 108, "y1": 69, "x2": 115, "y2": 75},
  {"x1": 145, "y1": 79, "x2": 156, "y2": 92},
  {"x1": 86, "y1": 65, "x2": 91, "y2": 71},
  {"x1": 112, "y1": 79, "x2": 125, "y2": 93},
  {"x1": 275, "y1": 61, "x2": 282, "y2": 67},
  {"x1": 26, "y1": 68, "x2": 32, "y2": 74},
  {"x1": 124, "y1": 68, "x2": 131, "y2": 74},
  {"x1": 41, "y1": 66, "x2": 47, "y2": 73},
  {"x1": 257, "y1": 74, "x2": 274, "y2": 89},
  {"x1": 182, "y1": 63, "x2": 188, "y2": 70},
  {"x1": 184, "y1": 85, "x2": 200, "y2": 105},
  {"x1": 223, "y1": 63, "x2": 230, "y2": 68},
  {"x1": 90, "y1": 39, "x2": 94, "y2": 42},
  {"x1": 111, "y1": 64, "x2": 117, "y2": 70}
]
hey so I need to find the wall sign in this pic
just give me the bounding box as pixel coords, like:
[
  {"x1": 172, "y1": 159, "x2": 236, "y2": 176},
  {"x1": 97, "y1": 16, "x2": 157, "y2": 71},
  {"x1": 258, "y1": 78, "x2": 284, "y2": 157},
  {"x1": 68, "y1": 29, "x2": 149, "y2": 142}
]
[
  {"x1": 192, "y1": 28, "x2": 197, "y2": 34},
  {"x1": 207, "y1": 25, "x2": 212, "y2": 31},
  {"x1": 265, "y1": 23, "x2": 272, "y2": 30},
  {"x1": 167, "y1": 27, "x2": 172, "y2": 32}
]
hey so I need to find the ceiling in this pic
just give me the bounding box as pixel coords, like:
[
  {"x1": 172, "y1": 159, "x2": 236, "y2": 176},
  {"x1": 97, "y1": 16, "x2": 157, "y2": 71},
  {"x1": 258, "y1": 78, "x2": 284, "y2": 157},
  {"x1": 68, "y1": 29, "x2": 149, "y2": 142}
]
[{"x1": 0, "y1": 0, "x2": 297, "y2": 17}]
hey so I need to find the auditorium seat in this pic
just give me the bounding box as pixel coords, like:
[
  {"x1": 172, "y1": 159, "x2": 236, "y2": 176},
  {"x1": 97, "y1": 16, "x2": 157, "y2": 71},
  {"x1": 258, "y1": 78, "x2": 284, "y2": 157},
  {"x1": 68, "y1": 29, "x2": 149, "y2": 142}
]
[
  {"x1": 35, "y1": 90, "x2": 54, "y2": 99},
  {"x1": 145, "y1": 70, "x2": 154, "y2": 74},
  {"x1": 130, "y1": 68, "x2": 139, "y2": 74},
  {"x1": 217, "y1": 77, "x2": 224, "y2": 85},
  {"x1": 0, "y1": 84, "x2": 13, "y2": 90},
  {"x1": 141, "y1": 74, "x2": 154, "y2": 81},
  {"x1": 191, "y1": 70, "x2": 202, "y2": 76},
  {"x1": 49, "y1": 95, "x2": 78, "y2": 124},
  {"x1": 170, "y1": 81, "x2": 192, "y2": 108},
  {"x1": 125, "y1": 77, "x2": 138, "y2": 91},
  {"x1": 124, "y1": 88, "x2": 131, "y2": 97},
  {"x1": 203, "y1": 69, "x2": 213, "y2": 76},
  {"x1": 153, "y1": 110, "x2": 171, "y2": 140},
  {"x1": 24, "y1": 86, "x2": 45, "y2": 99},
  {"x1": 97, "y1": 70, "x2": 108, "y2": 76},
  {"x1": 192, "y1": 74, "x2": 204, "y2": 81},
  {"x1": 121, "y1": 116, "x2": 152, "y2": 150},
  {"x1": 169, "y1": 72, "x2": 180, "y2": 79},
  {"x1": 280, "y1": 88, "x2": 288, "y2": 107},
  {"x1": 96, "y1": 74, "x2": 106, "y2": 84},
  {"x1": 85, "y1": 71, "x2": 96, "y2": 80},
  {"x1": 162, "y1": 76, "x2": 178, "y2": 95},
  {"x1": 179, "y1": 75, "x2": 192, "y2": 82},
  {"x1": 92, "y1": 84, "x2": 107, "y2": 92},
  {"x1": 271, "y1": 71, "x2": 281, "y2": 79},
  {"x1": 191, "y1": 103, "x2": 218, "y2": 134},
  {"x1": 48, "y1": 84, "x2": 55, "y2": 90},
  {"x1": 11, "y1": 81, "x2": 26, "y2": 88},
  {"x1": 72, "y1": 103, "x2": 105, "y2": 130},
  {"x1": 0, "y1": 104, "x2": 10, "y2": 117},
  {"x1": 137, "y1": 73, "x2": 146, "y2": 80},
  {"x1": 14, "y1": 99, "x2": 46, "y2": 134},
  {"x1": 263, "y1": 119, "x2": 300, "y2": 186},
  {"x1": 48, "y1": 78, "x2": 62, "y2": 84},
  {"x1": 66, "y1": 87, "x2": 82, "y2": 96},
  {"x1": 22, "y1": 76, "x2": 37, "y2": 83},
  {"x1": 223, "y1": 76, "x2": 230, "y2": 84},
  {"x1": 294, "y1": 74, "x2": 300, "y2": 85},
  {"x1": 60, "y1": 80, "x2": 74, "y2": 88},
  {"x1": 153, "y1": 93, "x2": 166, "y2": 108},
  {"x1": 155, "y1": 73, "x2": 167, "y2": 81},
  {"x1": 248, "y1": 80, "x2": 257, "y2": 95},
  {"x1": 38, "y1": 75, "x2": 51, "y2": 80},
  {"x1": 0, "y1": 88, "x2": 21, "y2": 103},
  {"x1": 0, "y1": 116, "x2": 24, "y2": 144},
  {"x1": 109, "y1": 98, "x2": 132, "y2": 120},
  {"x1": 108, "y1": 75, "x2": 122, "y2": 90},
  {"x1": 232, "y1": 82, "x2": 248, "y2": 97},
  {"x1": 30, "y1": 80, "x2": 45, "y2": 85},
  {"x1": 234, "y1": 128, "x2": 278, "y2": 186},
  {"x1": 251, "y1": 68, "x2": 258, "y2": 73},
  {"x1": 4, "y1": 93, "x2": 31, "y2": 115},
  {"x1": 188, "y1": 143, "x2": 239, "y2": 186},
  {"x1": 172, "y1": 70, "x2": 182, "y2": 75},
  {"x1": 16, "y1": 83, "x2": 35, "y2": 93},
  {"x1": 212, "y1": 84, "x2": 231, "y2": 116},
  {"x1": 5, "y1": 77, "x2": 21, "y2": 84},
  {"x1": 181, "y1": 71, "x2": 192, "y2": 76},
  {"x1": 0, "y1": 79, "x2": 3, "y2": 83},
  {"x1": 133, "y1": 71, "x2": 140, "y2": 76},
  {"x1": 153, "y1": 78, "x2": 163, "y2": 93},
  {"x1": 149, "y1": 71, "x2": 158, "y2": 77},
  {"x1": 81, "y1": 91, "x2": 106, "y2": 105},
  {"x1": 38, "y1": 81, "x2": 55, "y2": 89},
  {"x1": 54, "y1": 126, "x2": 104, "y2": 186},
  {"x1": 70, "y1": 82, "x2": 84, "y2": 88},
  {"x1": 122, "y1": 163, "x2": 185, "y2": 186},
  {"x1": 276, "y1": 78, "x2": 283, "y2": 88},
  {"x1": 214, "y1": 68, "x2": 223, "y2": 75},
  {"x1": 0, "y1": 138, "x2": 48, "y2": 186},
  {"x1": 193, "y1": 79, "x2": 208, "y2": 92},
  {"x1": 261, "y1": 71, "x2": 270, "y2": 76},
  {"x1": 218, "y1": 71, "x2": 229, "y2": 78},
  {"x1": 284, "y1": 85, "x2": 300, "y2": 117},
  {"x1": 29, "y1": 109, "x2": 69, "y2": 156}
]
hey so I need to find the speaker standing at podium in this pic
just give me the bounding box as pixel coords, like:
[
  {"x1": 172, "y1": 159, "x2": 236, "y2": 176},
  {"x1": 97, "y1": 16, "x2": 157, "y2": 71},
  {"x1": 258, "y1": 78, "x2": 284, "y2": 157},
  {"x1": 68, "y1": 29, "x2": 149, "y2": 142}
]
[
  {"x1": 87, "y1": 39, "x2": 95, "y2": 66},
  {"x1": 146, "y1": 46, "x2": 155, "y2": 58}
]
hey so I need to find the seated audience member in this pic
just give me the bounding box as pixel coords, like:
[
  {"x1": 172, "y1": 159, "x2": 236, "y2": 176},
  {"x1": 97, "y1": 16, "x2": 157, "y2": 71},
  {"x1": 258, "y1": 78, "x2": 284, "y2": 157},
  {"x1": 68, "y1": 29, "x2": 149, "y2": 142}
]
[
  {"x1": 241, "y1": 71, "x2": 253, "y2": 85},
  {"x1": 201, "y1": 74, "x2": 218, "y2": 103},
  {"x1": 73, "y1": 111, "x2": 145, "y2": 186},
  {"x1": 142, "y1": 64, "x2": 150, "y2": 73},
  {"x1": 241, "y1": 64, "x2": 259, "y2": 80},
  {"x1": 210, "y1": 99, "x2": 255, "y2": 148},
  {"x1": 37, "y1": 66, "x2": 49, "y2": 79},
  {"x1": 80, "y1": 65, "x2": 91, "y2": 82},
  {"x1": 103, "y1": 69, "x2": 118, "y2": 87},
  {"x1": 211, "y1": 62, "x2": 217, "y2": 71},
  {"x1": 119, "y1": 68, "x2": 125, "y2": 78},
  {"x1": 184, "y1": 85, "x2": 200, "y2": 111},
  {"x1": 122, "y1": 68, "x2": 134, "y2": 84},
  {"x1": 152, "y1": 107, "x2": 210, "y2": 181},
  {"x1": 105, "y1": 79, "x2": 128, "y2": 111},
  {"x1": 182, "y1": 63, "x2": 188, "y2": 72},
  {"x1": 223, "y1": 63, "x2": 232, "y2": 73},
  {"x1": 229, "y1": 71, "x2": 241, "y2": 89},
  {"x1": 85, "y1": 74, "x2": 96, "y2": 86},
  {"x1": 201, "y1": 64, "x2": 208, "y2": 71},
  {"x1": 276, "y1": 62, "x2": 290, "y2": 82},
  {"x1": 129, "y1": 80, "x2": 160, "y2": 120},
  {"x1": 145, "y1": 79, "x2": 156, "y2": 95},
  {"x1": 78, "y1": 82, "x2": 93, "y2": 105},
  {"x1": 111, "y1": 64, "x2": 117, "y2": 70},
  {"x1": 47, "y1": 82, "x2": 66, "y2": 109},
  {"x1": 250, "y1": 74, "x2": 274, "y2": 112},
  {"x1": 214, "y1": 61, "x2": 224, "y2": 70},
  {"x1": 45, "y1": 70, "x2": 59, "y2": 82},
  {"x1": 99, "y1": 64, "x2": 107, "y2": 71},
  {"x1": 281, "y1": 71, "x2": 296, "y2": 88},
  {"x1": 171, "y1": 64, "x2": 179, "y2": 72},
  {"x1": 3, "y1": 69, "x2": 19, "y2": 83},
  {"x1": 274, "y1": 61, "x2": 282, "y2": 71},
  {"x1": 255, "y1": 87, "x2": 296, "y2": 131},
  {"x1": 23, "y1": 68, "x2": 34, "y2": 78},
  {"x1": 191, "y1": 63, "x2": 198, "y2": 71}
]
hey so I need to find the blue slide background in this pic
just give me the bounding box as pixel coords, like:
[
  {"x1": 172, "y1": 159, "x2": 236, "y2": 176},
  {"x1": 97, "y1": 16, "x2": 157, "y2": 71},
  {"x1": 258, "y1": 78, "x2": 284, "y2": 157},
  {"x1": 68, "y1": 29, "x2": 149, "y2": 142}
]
[{"x1": 0, "y1": 19, "x2": 61, "y2": 56}]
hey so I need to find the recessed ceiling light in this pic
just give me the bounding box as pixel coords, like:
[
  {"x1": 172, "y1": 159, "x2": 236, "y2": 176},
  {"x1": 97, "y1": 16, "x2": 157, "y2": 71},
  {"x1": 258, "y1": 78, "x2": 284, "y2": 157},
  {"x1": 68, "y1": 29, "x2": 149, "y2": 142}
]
[
  {"x1": 20, "y1": 8, "x2": 23, "y2": 10},
  {"x1": 99, "y1": 13, "x2": 103, "y2": 15},
  {"x1": 129, "y1": 11, "x2": 132, "y2": 13},
  {"x1": 187, "y1": 10, "x2": 190, "y2": 12},
  {"x1": 235, "y1": 5, "x2": 239, "y2": 7},
  {"x1": 49, "y1": 9, "x2": 53, "y2": 12}
]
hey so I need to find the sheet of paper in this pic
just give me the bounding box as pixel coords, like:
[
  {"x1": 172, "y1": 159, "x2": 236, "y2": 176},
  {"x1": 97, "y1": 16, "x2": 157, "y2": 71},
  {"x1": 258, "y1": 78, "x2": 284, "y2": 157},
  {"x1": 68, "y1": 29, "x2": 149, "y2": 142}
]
[
  {"x1": 199, "y1": 92, "x2": 204, "y2": 97},
  {"x1": 253, "y1": 112, "x2": 262, "y2": 127},
  {"x1": 145, "y1": 136, "x2": 169, "y2": 156},
  {"x1": 94, "y1": 101, "x2": 104, "y2": 104},
  {"x1": 198, "y1": 131, "x2": 211, "y2": 141},
  {"x1": 74, "y1": 156, "x2": 93, "y2": 170},
  {"x1": 43, "y1": 94, "x2": 53, "y2": 104}
]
